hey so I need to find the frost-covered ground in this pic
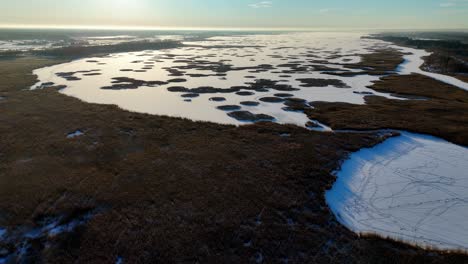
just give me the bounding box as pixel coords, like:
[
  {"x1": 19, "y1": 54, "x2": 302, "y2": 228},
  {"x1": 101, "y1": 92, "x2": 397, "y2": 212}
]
[{"x1": 327, "y1": 132, "x2": 468, "y2": 251}]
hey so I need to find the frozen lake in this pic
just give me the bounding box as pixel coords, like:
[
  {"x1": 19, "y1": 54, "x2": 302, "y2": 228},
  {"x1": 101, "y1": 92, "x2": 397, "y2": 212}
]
[
  {"x1": 327, "y1": 132, "x2": 468, "y2": 251},
  {"x1": 395, "y1": 46, "x2": 468, "y2": 91},
  {"x1": 31, "y1": 32, "x2": 468, "y2": 127},
  {"x1": 32, "y1": 32, "x2": 403, "y2": 128}
]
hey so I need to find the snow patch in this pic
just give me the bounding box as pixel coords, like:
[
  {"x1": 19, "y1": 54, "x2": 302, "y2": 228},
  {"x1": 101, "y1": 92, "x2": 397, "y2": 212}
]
[
  {"x1": 67, "y1": 130, "x2": 84, "y2": 139},
  {"x1": 115, "y1": 256, "x2": 124, "y2": 264}
]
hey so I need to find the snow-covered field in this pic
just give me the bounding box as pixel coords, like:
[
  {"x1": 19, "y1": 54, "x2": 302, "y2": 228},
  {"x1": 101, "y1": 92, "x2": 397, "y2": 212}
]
[{"x1": 327, "y1": 132, "x2": 468, "y2": 251}]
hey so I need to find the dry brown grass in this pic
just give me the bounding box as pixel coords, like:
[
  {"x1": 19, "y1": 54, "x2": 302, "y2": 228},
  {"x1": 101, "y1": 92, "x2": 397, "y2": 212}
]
[
  {"x1": 454, "y1": 74, "x2": 468, "y2": 82},
  {"x1": 347, "y1": 48, "x2": 405, "y2": 75},
  {"x1": 307, "y1": 74, "x2": 468, "y2": 146},
  {"x1": 0, "y1": 56, "x2": 466, "y2": 263}
]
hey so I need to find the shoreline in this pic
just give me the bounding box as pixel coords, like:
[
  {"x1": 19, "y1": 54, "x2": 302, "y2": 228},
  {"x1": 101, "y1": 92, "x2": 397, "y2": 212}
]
[{"x1": 368, "y1": 34, "x2": 468, "y2": 83}]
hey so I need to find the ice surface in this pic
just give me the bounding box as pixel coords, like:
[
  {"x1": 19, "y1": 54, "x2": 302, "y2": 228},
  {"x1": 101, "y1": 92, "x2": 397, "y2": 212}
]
[
  {"x1": 0, "y1": 40, "x2": 58, "y2": 51},
  {"x1": 31, "y1": 32, "x2": 402, "y2": 128},
  {"x1": 0, "y1": 35, "x2": 183, "y2": 52},
  {"x1": 395, "y1": 46, "x2": 468, "y2": 91},
  {"x1": 326, "y1": 132, "x2": 468, "y2": 251}
]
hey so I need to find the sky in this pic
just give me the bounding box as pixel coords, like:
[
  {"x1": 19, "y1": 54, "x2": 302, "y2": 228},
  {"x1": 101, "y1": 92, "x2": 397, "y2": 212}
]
[{"x1": 0, "y1": 0, "x2": 467, "y2": 30}]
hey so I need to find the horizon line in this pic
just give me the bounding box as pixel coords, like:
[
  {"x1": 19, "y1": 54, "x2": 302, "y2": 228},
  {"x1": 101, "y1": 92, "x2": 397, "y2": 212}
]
[{"x1": 0, "y1": 24, "x2": 467, "y2": 32}]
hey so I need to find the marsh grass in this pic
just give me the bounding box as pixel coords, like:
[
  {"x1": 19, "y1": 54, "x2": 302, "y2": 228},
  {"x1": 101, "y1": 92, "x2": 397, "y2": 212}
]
[{"x1": 0, "y1": 51, "x2": 466, "y2": 262}]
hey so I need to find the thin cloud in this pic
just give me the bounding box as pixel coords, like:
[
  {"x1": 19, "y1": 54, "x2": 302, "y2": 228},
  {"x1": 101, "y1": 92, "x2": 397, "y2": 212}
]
[
  {"x1": 249, "y1": 1, "x2": 273, "y2": 9},
  {"x1": 439, "y1": 0, "x2": 468, "y2": 7},
  {"x1": 440, "y1": 2, "x2": 455, "y2": 7},
  {"x1": 318, "y1": 8, "x2": 339, "y2": 14}
]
